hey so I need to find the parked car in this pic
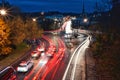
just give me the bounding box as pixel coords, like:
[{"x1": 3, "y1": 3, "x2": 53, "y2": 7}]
[
  {"x1": 0, "y1": 66, "x2": 18, "y2": 80},
  {"x1": 17, "y1": 60, "x2": 33, "y2": 72}
]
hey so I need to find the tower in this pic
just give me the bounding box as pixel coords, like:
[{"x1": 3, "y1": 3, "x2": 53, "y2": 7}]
[
  {"x1": 82, "y1": 0, "x2": 86, "y2": 17},
  {"x1": 82, "y1": 0, "x2": 85, "y2": 15}
]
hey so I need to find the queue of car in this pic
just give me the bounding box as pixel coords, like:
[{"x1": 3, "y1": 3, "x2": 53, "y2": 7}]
[
  {"x1": 17, "y1": 44, "x2": 46, "y2": 73},
  {"x1": 17, "y1": 40, "x2": 54, "y2": 73},
  {"x1": 0, "y1": 40, "x2": 56, "y2": 80}
]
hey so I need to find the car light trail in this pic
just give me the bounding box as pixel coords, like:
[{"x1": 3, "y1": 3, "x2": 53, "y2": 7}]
[
  {"x1": 62, "y1": 35, "x2": 91, "y2": 80},
  {"x1": 51, "y1": 58, "x2": 62, "y2": 80},
  {"x1": 23, "y1": 35, "x2": 66, "y2": 80},
  {"x1": 32, "y1": 56, "x2": 49, "y2": 80},
  {"x1": 71, "y1": 37, "x2": 90, "y2": 80},
  {"x1": 41, "y1": 38, "x2": 65, "y2": 80}
]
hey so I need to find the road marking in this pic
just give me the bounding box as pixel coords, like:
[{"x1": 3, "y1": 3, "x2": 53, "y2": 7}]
[{"x1": 62, "y1": 36, "x2": 90, "y2": 80}]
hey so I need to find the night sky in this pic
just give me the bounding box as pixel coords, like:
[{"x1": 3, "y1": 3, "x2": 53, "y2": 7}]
[{"x1": 6, "y1": 0, "x2": 102, "y2": 13}]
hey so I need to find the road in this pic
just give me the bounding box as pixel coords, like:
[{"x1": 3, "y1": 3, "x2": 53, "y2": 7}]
[
  {"x1": 0, "y1": 31, "x2": 90, "y2": 80},
  {"x1": 17, "y1": 34, "x2": 69, "y2": 80},
  {"x1": 62, "y1": 35, "x2": 91, "y2": 80},
  {"x1": 16, "y1": 32, "x2": 90, "y2": 80},
  {"x1": 17, "y1": 35, "x2": 51, "y2": 80}
]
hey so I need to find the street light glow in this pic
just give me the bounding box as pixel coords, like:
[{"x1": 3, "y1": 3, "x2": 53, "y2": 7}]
[
  {"x1": 32, "y1": 18, "x2": 36, "y2": 22},
  {"x1": 0, "y1": 9, "x2": 7, "y2": 16},
  {"x1": 83, "y1": 18, "x2": 88, "y2": 23}
]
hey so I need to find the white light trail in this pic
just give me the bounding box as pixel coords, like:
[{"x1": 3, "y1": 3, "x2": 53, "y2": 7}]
[
  {"x1": 71, "y1": 36, "x2": 90, "y2": 80},
  {"x1": 62, "y1": 36, "x2": 90, "y2": 80}
]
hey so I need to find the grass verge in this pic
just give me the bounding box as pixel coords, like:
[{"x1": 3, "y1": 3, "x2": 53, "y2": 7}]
[{"x1": 0, "y1": 43, "x2": 31, "y2": 70}]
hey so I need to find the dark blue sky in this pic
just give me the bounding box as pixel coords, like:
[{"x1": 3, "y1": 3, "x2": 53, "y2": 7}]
[{"x1": 6, "y1": 0, "x2": 102, "y2": 13}]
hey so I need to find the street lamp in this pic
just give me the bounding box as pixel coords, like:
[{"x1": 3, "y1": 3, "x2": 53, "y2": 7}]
[
  {"x1": 32, "y1": 18, "x2": 37, "y2": 22},
  {"x1": 0, "y1": 9, "x2": 7, "y2": 16},
  {"x1": 83, "y1": 18, "x2": 88, "y2": 23}
]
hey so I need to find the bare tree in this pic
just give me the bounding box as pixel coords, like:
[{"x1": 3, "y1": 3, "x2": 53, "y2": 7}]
[{"x1": 101, "y1": 0, "x2": 112, "y2": 11}]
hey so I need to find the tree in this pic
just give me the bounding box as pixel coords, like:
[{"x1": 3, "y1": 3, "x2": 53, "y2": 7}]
[
  {"x1": 101, "y1": 0, "x2": 112, "y2": 11},
  {"x1": 0, "y1": 19, "x2": 12, "y2": 55},
  {"x1": 111, "y1": 0, "x2": 120, "y2": 14},
  {"x1": 8, "y1": 16, "x2": 26, "y2": 45},
  {"x1": 111, "y1": 0, "x2": 120, "y2": 32},
  {"x1": 8, "y1": 16, "x2": 43, "y2": 46},
  {"x1": 25, "y1": 17, "x2": 43, "y2": 39},
  {"x1": 40, "y1": 18, "x2": 54, "y2": 30}
]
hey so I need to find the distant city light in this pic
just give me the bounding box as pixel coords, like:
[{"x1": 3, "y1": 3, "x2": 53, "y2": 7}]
[{"x1": 41, "y1": 12, "x2": 44, "y2": 15}]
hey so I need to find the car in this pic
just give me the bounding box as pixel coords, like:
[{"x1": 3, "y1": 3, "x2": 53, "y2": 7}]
[
  {"x1": 0, "y1": 66, "x2": 18, "y2": 80},
  {"x1": 36, "y1": 43, "x2": 45, "y2": 52},
  {"x1": 36, "y1": 46, "x2": 45, "y2": 52},
  {"x1": 46, "y1": 45, "x2": 56, "y2": 57},
  {"x1": 31, "y1": 50, "x2": 41, "y2": 59},
  {"x1": 17, "y1": 60, "x2": 33, "y2": 72},
  {"x1": 41, "y1": 51, "x2": 45, "y2": 56},
  {"x1": 46, "y1": 51, "x2": 53, "y2": 57}
]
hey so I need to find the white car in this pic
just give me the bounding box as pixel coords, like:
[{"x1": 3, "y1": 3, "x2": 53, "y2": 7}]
[{"x1": 17, "y1": 60, "x2": 33, "y2": 72}]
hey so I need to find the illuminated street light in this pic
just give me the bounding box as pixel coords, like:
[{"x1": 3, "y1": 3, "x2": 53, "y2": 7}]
[
  {"x1": 32, "y1": 18, "x2": 37, "y2": 22},
  {"x1": 0, "y1": 9, "x2": 7, "y2": 16},
  {"x1": 83, "y1": 18, "x2": 88, "y2": 23}
]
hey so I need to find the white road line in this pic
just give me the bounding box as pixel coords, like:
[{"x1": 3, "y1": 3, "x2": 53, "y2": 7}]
[
  {"x1": 62, "y1": 36, "x2": 89, "y2": 80},
  {"x1": 71, "y1": 36, "x2": 90, "y2": 80}
]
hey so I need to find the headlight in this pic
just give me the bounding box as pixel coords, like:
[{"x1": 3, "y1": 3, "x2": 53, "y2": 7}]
[{"x1": 41, "y1": 53, "x2": 45, "y2": 56}]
